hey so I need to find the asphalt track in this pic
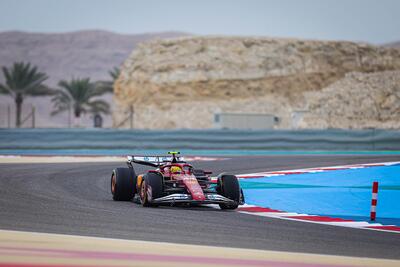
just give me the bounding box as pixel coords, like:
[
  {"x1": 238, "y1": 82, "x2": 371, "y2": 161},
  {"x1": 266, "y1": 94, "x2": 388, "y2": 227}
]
[{"x1": 1, "y1": 155, "x2": 400, "y2": 260}]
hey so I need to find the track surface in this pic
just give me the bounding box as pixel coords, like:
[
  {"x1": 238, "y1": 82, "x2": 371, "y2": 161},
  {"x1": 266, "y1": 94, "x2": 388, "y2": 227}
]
[{"x1": 1, "y1": 155, "x2": 400, "y2": 259}]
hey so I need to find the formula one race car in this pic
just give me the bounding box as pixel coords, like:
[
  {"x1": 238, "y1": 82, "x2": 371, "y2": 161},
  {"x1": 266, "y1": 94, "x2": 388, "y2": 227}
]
[{"x1": 111, "y1": 152, "x2": 244, "y2": 209}]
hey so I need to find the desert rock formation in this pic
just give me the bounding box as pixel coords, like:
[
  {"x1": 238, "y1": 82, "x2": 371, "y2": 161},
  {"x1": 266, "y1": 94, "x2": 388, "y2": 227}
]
[
  {"x1": 114, "y1": 36, "x2": 400, "y2": 129},
  {"x1": 299, "y1": 71, "x2": 400, "y2": 129}
]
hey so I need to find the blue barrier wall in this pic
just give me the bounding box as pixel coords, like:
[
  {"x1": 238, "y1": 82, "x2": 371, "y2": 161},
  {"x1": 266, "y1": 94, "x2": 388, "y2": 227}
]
[{"x1": 1, "y1": 128, "x2": 400, "y2": 153}]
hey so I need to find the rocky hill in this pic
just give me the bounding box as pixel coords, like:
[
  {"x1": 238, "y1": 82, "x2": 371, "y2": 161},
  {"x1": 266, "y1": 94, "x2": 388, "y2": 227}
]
[
  {"x1": 299, "y1": 71, "x2": 400, "y2": 129},
  {"x1": 0, "y1": 30, "x2": 187, "y2": 85},
  {"x1": 0, "y1": 30, "x2": 187, "y2": 128},
  {"x1": 384, "y1": 41, "x2": 400, "y2": 48},
  {"x1": 114, "y1": 36, "x2": 400, "y2": 129}
]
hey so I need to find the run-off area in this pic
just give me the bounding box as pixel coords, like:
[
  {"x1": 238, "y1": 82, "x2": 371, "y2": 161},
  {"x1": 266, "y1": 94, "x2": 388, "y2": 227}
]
[{"x1": 240, "y1": 164, "x2": 400, "y2": 226}]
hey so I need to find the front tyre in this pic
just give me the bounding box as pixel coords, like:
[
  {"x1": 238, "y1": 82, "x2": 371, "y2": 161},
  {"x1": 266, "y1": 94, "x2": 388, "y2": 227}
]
[
  {"x1": 140, "y1": 172, "x2": 163, "y2": 207},
  {"x1": 217, "y1": 174, "x2": 240, "y2": 210},
  {"x1": 111, "y1": 168, "x2": 136, "y2": 201}
]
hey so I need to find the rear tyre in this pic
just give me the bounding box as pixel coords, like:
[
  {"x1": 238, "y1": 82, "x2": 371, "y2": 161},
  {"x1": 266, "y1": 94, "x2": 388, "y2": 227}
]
[
  {"x1": 217, "y1": 174, "x2": 240, "y2": 210},
  {"x1": 140, "y1": 172, "x2": 163, "y2": 207},
  {"x1": 111, "y1": 167, "x2": 136, "y2": 201}
]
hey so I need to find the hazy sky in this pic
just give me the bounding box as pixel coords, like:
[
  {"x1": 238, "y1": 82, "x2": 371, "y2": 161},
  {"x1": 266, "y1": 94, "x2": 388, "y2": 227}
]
[{"x1": 0, "y1": 0, "x2": 399, "y2": 44}]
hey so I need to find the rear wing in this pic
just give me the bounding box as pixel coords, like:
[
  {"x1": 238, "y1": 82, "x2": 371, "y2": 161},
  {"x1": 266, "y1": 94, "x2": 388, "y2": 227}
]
[{"x1": 127, "y1": 155, "x2": 186, "y2": 167}]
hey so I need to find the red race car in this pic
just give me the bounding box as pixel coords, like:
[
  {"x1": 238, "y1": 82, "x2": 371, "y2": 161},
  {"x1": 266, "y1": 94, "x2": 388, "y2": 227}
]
[{"x1": 111, "y1": 152, "x2": 244, "y2": 209}]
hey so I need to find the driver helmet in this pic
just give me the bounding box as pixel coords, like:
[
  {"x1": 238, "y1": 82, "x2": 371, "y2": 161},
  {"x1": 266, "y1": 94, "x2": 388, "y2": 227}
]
[{"x1": 170, "y1": 166, "x2": 182, "y2": 174}]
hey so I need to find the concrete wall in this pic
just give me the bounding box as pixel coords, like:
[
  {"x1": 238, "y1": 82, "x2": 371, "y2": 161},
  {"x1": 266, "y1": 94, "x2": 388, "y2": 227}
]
[{"x1": 214, "y1": 113, "x2": 278, "y2": 129}]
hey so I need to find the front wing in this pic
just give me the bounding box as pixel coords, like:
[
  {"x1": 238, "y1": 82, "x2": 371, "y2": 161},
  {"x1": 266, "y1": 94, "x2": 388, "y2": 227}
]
[{"x1": 151, "y1": 193, "x2": 237, "y2": 205}]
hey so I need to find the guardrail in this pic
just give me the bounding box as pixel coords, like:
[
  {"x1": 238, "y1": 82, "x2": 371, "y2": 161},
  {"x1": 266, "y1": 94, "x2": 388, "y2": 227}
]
[{"x1": 0, "y1": 128, "x2": 400, "y2": 151}]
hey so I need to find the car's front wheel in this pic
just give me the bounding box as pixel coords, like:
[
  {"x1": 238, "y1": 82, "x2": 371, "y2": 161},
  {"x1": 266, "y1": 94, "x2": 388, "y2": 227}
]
[
  {"x1": 140, "y1": 172, "x2": 163, "y2": 207},
  {"x1": 217, "y1": 174, "x2": 240, "y2": 210}
]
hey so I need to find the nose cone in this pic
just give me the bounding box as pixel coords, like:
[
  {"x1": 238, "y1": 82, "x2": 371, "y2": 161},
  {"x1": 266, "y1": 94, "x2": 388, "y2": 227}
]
[
  {"x1": 182, "y1": 175, "x2": 206, "y2": 201},
  {"x1": 192, "y1": 190, "x2": 206, "y2": 201}
]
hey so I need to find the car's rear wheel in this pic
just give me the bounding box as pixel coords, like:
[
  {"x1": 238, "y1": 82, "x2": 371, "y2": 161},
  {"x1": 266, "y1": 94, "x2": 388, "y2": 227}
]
[
  {"x1": 111, "y1": 167, "x2": 136, "y2": 201},
  {"x1": 217, "y1": 174, "x2": 240, "y2": 210},
  {"x1": 140, "y1": 172, "x2": 163, "y2": 207}
]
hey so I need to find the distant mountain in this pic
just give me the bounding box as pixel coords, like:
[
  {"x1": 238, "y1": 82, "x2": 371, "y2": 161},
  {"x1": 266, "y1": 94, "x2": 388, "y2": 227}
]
[
  {"x1": 0, "y1": 30, "x2": 188, "y2": 128},
  {"x1": 114, "y1": 36, "x2": 400, "y2": 129},
  {"x1": 383, "y1": 41, "x2": 400, "y2": 48},
  {"x1": 0, "y1": 30, "x2": 188, "y2": 85}
]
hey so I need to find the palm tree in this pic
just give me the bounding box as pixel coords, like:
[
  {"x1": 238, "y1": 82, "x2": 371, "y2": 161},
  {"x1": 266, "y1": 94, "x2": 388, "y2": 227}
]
[
  {"x1": 95, "y1": 66, "x2": 120, "y2": 93},
  {"x1": 109, "y1": 67, "x2": 120, "y2": 81},
  {"x1": 0, "y1": 62, "x2": 52, "y2": 127},
  {"x1": 51, "y1": 78, "x2": 110, "y2": 127}
]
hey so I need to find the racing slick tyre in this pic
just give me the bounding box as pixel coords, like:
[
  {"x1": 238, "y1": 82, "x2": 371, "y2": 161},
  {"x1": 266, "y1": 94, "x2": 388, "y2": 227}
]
[
  {"x1": 140, "y1": 172, "x2": 163, "y2": 207},
  {"x1": 217, "y1": 174, "x2": 240, "y2": 210},
  {"x1": 111, "y1": 167, "x2": 136, "y2": 201}
]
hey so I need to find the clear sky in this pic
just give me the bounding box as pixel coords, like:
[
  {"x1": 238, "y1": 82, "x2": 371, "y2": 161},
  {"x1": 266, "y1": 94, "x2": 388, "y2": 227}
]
[{"x1": 0, "y1": 0, "x2": 399, "y2": 44}]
